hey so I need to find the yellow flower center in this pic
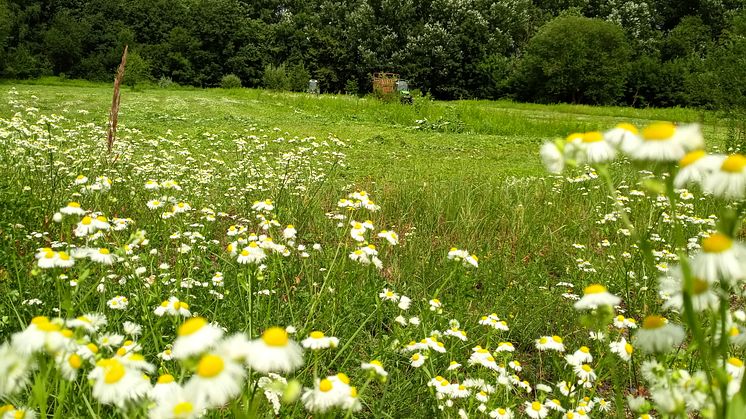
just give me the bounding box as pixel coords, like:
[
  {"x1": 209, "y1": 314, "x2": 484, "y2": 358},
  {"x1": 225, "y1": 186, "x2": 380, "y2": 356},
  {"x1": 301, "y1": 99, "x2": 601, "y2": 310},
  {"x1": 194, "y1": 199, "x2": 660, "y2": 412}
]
[
  {"x1": 692, "y1": 278, "x2": 709, "y2": 295},
  {"x1": 616, "y1": 122, "x2": 639, "y2": 135},
  {"x1": 319, "y1": 378, "x2": 333, "y2": 392},
  {"x1": 96, "y1": 216, "x2": 107, "y2": 222},
  {"x1": 177, "y1": 317, "x2": 206, "y2": 336},
  {"x1": 584, "y1": 284, "x2": 607, "y2": 294},
  {"x1": 582, "y1": 365, "x2": 592, "y2": 372},
  {"x1": 98, "y1": 248, "x2": 110, "y2": 255},
  {"x1": 310, "y1": 331, "x2": 325, "y2": 339},
  {"x1": 643, "y1": 315, "x2": 666, "y2": 329},
  {"x1": 61, "y1": 329, "x2": 73, "y2": 338},
  {"x1": 582, "y1": 131, "x2": 603, "y2": 143},
  {"x1": 411, "y1": 354, "x2": 420, "y2": 360},
  {"x1": 531, "y1": 401, "x2": 542, "y2": 411},
  {"x1": 498, "y1": 409, "x2": 506, "y2": 415},
  {"x1": 116, "y1": 347, "x2": 126, "y2": 357},
  {"x1": 567, "y1": 413, "x2": 575, "y2": 419},
  {"x1": 59, "y1": 252, "x2": 70, "y2": 260},
  {"x1": 580, "y1": 346, "x2": 590, "y2": 353},
  {"x1": 197, "y1": 354, "x2": 225, "y2": 378},
  {"x1": 240, "y1": 249, "x2": 249, "y2": 257},
  {"x1": 642, "y1": 122, "x2": 675, "y2": 141},
  {"x1": 350, "y1": 386, "x2": 358, "y2": 397},
  {"x1": 566, "y1": 132, "x2": 584, "y2": 142},
  {"x1": 552, "y1": 336, "x2": 563, "y2": 343},
  {"x1": 173, "y1": 402, "x2": 193, "y2": 416},
  {"x1": 68, "y1": 202, "x2": 81, "y2": 208},
  {"x1": 679, "y1": 150, "x2": 706, "y2": 167},
  {"x1": 36, "y1": 321, "x2": 61, "y2": 332},
  {"x1": 371, "y1": 360, "x2": 382, "y2": 366},
  {"x1": 262, "y1": 327, "x2": 289, "y2": 347},
  {"x1": 287, "y1": 224, "x2": 294, "y2": 229},
  {"x1": 87, "y1": 343, "x2": 99, "y2": 353},
  {"x1": 157, "y1": 374, "x2": 175, "y2": 384},
  {"x1": 103, "y1": 359, "x2": 126, "y2": 384},
  {"x1": 729, "y1": 357, "x2": 744, "y2": 368},
  {"x1": 625, "y1": 343, "x2": 634, "y2": 354},
  {"x1": 702, "y1": 233, "x2": 732, "y2": 253},
  {"x1": 81, "y1": 216, "x2": 92, "y2": 225},
  {"x1": 539, "y1": 337, "x2": 548, "y2": 344},
  {"x1": 337, "y1": 373, "x2": 350, "y2": 384},
  {"x1": 68, "y1": 354, "x2": 82, "y2": 369},
  {"x1": 722, "y1": 154, "x2": 746, "y2": 173},
  {"x1": 44, "y1": 251, "x2": 55, "y2": 259},
  {"x1": 730, "y1": 326, "x2": 741, "y2": 337}
]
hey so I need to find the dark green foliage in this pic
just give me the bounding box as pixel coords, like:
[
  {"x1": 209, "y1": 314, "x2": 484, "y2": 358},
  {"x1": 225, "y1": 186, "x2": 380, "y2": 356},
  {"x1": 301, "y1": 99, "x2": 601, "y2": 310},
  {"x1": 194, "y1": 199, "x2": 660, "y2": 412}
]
[
  {"x1": 1, "y1": 0, "x2": 745, "y2": 107},
  {"x1": 515, "y1": 16, "x2": 631, "y2": 105}
]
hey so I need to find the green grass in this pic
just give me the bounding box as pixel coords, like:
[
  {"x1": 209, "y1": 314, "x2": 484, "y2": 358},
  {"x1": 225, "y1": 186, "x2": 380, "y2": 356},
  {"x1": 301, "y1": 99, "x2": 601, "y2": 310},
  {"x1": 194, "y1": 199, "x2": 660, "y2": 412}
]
[{"x1": 0, "y1": 81, "x2": 737, "y2": 418}]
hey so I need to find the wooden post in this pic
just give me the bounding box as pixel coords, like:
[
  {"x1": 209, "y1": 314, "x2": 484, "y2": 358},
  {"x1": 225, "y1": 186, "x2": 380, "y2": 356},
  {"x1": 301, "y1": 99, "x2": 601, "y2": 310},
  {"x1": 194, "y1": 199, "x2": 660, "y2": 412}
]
[{"x1": 107, "y1": 45, "x2": 128, "y2": 153}]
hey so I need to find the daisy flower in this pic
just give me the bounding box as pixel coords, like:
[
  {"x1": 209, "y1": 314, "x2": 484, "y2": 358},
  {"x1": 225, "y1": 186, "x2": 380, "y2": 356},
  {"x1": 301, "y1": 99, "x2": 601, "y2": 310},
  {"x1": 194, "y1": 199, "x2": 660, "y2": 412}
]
[
  {"x1": 0, "y1": 343, "x2": 34, "y2": 397},
  {"x1": 172, "y1": 317, "x2": 224, "y2": 359},
  {"x1": 66, "y1": 313, "x2": 107, "y2": 333},
  {"x1": 604, "y1": 122, "x2": 641, "y2": 153},
  {"x1": 106, "y1": 296, "x2": 128, "y2": 310},
  {"x1": 60, "y1": 201, "x2": 86, "y2": 216},
  {"x1": 146, "y1": 199, "x2": 164, "y2": 209},
  {"x1": 301, "y1": 377, "x2": 345, "y2": 413},
  {"x1": 573, "y1": 364, "x2": 597, "y2": 382},
  {"x1": 247, "y1": 327, "x2": 303, "y2": 374},
  {"x1": 410, "y1": 353, "x2": 427, "y2": 368},
  {"x1": 631, "y1": 122, "x2": 701, "y2": 162},
  {"x1": 573, "y1": 284, "x2": 620, "y2": 310},
  {"x1": 148, "y1": 386, "x2": 204, "y2": 419},
  {"x1": 88, "y1": 358, "x2": 151, "y2": 408},
  {"x1": 74, "y1": 175, "x2": 88, "y2": 185},
  {"x1": 377, "y1": 230, "x2": 399, "y2": 245},
  {"x1": 579, "y1": 131, "x2": 616, "y2": 164},
  {"x1": 184, "y1": 352, "x2": 245, "y2": 408},
  {"x1": 659, "y1": 267, "x2": 719, "y2": 312},
  {"x1": 429, "y1": 298, "x2": 442, "y2": 311},
  {"x1": 237, "y1": 242, "x2": 266, "y2": 264},
  {"x1": 674, "y1": 150, "x2": 724, "y2": 188},
  {"x1": 154, "y1": 297, "x2": 192, "y2": 317},
  {"x1": 301, "y1": 331, "x2": 339, "y2": 350},
  {"x1": 540, "y1": 141, "x2": 564, "y2": 174},
  {"x1": 609, "y1": 337, "x2": 634, "y2": 361},
  {"x1": 634, "y1": 315, "x2": 685, "y2": 353},
  {"x1": 525, "y1": 401, "x2": 549, "y2": 419},
  {"x1": 361, "y1": 360, "x2": 388, "y2": 378},
  {"x1": 90, "y1": 248, "x2": 116, "y2": 265},
  {"x1": 379, "y1": 288, "x2": 399, "y2": 302},
  {"x1": 489, "y1": 407, "x2": 514, "y2": 419},
  {"x1": 692, "y1": 232, "x2": 746, "y2": 284},
  {"x1": 535, "y1": 335, "x2": 565, "y2": 352},
  {"x1": 150, "y1": 374, "x2": 180, "y2": 403},
  {"x1": 74, "y1": 216, "x2": 97, "y2": 237},
  {"x1": 282, "y1": 225, "x2": 297, "y2": 239},
  {"x1": 703, "y1": 154, "x2": 746, "y2": 199}
]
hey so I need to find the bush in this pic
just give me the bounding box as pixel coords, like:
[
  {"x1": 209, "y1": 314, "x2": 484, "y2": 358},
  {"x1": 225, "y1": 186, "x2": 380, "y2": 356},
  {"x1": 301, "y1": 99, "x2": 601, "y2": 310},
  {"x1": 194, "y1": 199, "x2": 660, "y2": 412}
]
[
  {"x1": 157, "y1": 76, "x2": 177, "y2": 89},
  {"x1": 345, "y1": 79, "x2": 359, "y2": 95},
  {"x1": 220, "y1": 73, "x2": 242, "y2": 89},
  {"x1": 262, "y1": 64, "x2": 288, "y2": 91},
  {"x1": 287, "y1": 63, "x2": 310, "y2": 92},
  {"x1": 515, "y1": 16, "x2": 631, "y2": 105}
]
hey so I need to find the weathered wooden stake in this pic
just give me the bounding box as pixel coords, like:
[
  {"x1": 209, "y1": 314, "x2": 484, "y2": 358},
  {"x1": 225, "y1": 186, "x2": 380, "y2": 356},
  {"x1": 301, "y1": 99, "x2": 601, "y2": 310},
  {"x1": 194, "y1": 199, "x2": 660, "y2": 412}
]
[{"x1": 107, "y1": 45, "x2": 128, "y2": 153}]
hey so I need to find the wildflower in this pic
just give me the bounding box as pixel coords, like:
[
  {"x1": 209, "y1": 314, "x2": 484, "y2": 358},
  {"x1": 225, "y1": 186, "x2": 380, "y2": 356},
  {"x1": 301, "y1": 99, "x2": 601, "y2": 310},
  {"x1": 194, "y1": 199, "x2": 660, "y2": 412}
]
[
  {"x1": 535, "y1": 335, "x2": 565, "y2": 352},
  {"x1": 674, "y1": 151, "x2": 724, "y2": 188},
  {"x1": 540, "y1": 142, "x2": 564, "y2": 174},
  {"x1": 60, "y1": 202, "x2": 86, "y2": 216},
  {"x1": 361, "y1": 360, "x2": 387, "y2": 378},
  {"x1": 252, "y1": 199, "x2": 274, "y2": 212},
  {"x1": 496, "y1": 341, "x2": 515, "y2": 352},
  {"x1": 605, "y1": 123, "x2": 642, "y2": 153},
  {"x1": 146, "y1": 199, "x2": 164, "y2": 209},
  {"x1": 489, "y1": 407, "x2": 514, "y2": 419},
  {"x1": 88, "y1": 358, "x2": 151, "y2": 408},
  {"x1": 692, "y1": 232, "x2": 746, "y2": 284},
  {"x1": 573, "y1": 364, "x2": 597, "y2": 382},
  {"x1": 106, "y1": 296, "x2": 128, "y2": 310},
  {"x1": 144, "y1": 180, "x2": 160, "y2": 189},
  {"x1": 613, "y1": 315, "x2": 638, "y2": 329},
  {"x1": 0, "y1": 343, "x2": 33, "y2": 397},
  {"x1": 172, "y1": 317, "x2": 224, "y2": 359},
  {"x1": 429, "y1": 299, "x2": 442, "y2": 312},
  {"x1": 634, "y1": 315, "x2": 685, "y2": 353},
  {"x1": 568, "y1": 346, "x2": 593, "y2": 365},
  {"x1": 659, "y1": 267, "x2": 719, "y2": 312},
  {"x1": 609, "y1": 337, "x2": 634, "y2": 361},
  {"x1": 398, "y1": 295, "x2": 411, "y2": 310},
  {"x1": 377, "y1": 230, "x2": 399, "y2": 245},
  {"x1": 90, "y1": 248, "x2": 117, "y2": 265},
  {"x1": 301, "y1": 331, "x2": 339, "y2": 350},
  {"x1": 301, "y1": 377, "x2": 348, "y2": 413},
  {"x1": 74, "y1": 216, "x2": 98, "y2": 237},
  {"x1": 237, "y1": 242, "x2": 266, "y2": 264},
  {"x1": 579, "y1": 131, "x2": 616, "y2": 163},
  {"x1": 184, "y1": 352, "x2": 245, "y2": 408},
  {"x1": 283, "y1": 225, "x2": 297, "y2": 239},
  {"x1": 75, "y1": 175, "x2": 88, "y2": 185},
  {"x1": 525, "y1": 401, "x2": 549, "y2": 419},
  {"x1": 247, "y1": 327, "x2": 303, "y2": 374},
  {"x1": 172, "y1": 202, "x2": 191, "y2": 213},
  {"x1": 154, "y1": 297, "x2": 192, "y2": 317},
  {"x1": 379, "y1": 288, "x2": 399, "y2": 301},
  {"x1": 573, "y1": 284, "x2": 621, "y2": 310},
  {"x1": 631, "y1": 122, "x2": 702, "y2": 162},
  {"x1": 410, "y1": 353, "x2": 427, "y2": 368},
  {"x1": 703, "y1": 154, "x2": 746, "y2": 199}
]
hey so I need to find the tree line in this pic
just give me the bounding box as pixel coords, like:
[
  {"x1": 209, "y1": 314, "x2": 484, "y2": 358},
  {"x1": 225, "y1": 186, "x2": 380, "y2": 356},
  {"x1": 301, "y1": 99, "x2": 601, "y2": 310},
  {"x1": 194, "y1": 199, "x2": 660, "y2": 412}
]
[{"x1": 1, "y1": 0, "x2": 745, "y2": 109}]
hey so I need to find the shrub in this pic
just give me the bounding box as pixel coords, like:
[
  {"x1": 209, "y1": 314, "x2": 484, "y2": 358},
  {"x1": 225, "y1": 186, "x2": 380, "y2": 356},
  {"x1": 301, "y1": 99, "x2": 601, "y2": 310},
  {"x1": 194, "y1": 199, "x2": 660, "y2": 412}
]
[
  {"x1": 220, "y1": 73, "x2": 242, "y2": 89},
  {"x1": 515, "y1": 16, "x2": 631, "y2": 105},
  {"x1": 157, "y1": 76, "x2": 177, "y2": 89},
  {"x1": 287, "y1": 63, "x2": 310, "y2": 92},
  {"x1": 262, "y1": 64, "x2": 288, "y2": 90}
]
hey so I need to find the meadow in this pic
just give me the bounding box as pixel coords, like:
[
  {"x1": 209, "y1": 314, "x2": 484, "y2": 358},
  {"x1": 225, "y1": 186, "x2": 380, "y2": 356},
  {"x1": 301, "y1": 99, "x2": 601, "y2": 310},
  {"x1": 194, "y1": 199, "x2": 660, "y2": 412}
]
[{"x1": 0, "y1": 80, "x2": 743, "y2": 418}]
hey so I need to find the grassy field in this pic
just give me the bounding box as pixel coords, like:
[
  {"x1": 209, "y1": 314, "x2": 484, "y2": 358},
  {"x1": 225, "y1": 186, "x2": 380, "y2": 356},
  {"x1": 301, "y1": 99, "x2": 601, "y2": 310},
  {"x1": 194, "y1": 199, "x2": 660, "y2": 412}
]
[{"x1": 0, "y1": 80, "x2": 739, "y2": 418}]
